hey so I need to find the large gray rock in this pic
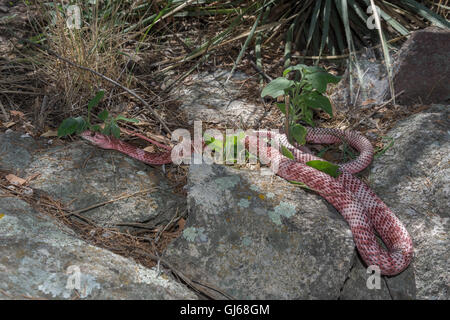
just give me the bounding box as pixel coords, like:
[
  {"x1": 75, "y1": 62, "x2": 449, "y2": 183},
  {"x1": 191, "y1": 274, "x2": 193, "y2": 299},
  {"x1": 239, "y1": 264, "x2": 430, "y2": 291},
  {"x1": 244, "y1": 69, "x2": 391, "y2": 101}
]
[
  {"x1": 392, "y1": 27, "x2": 450, "y2": 105},
  {"x1": 368, "y1": 104, "x2": 449, "y2": 300},
  {"x1": 0, "y1": 131, "x2": 194, "y2": 299},
  {"x1": 0, "y1": 131, "x2": 39, "y2": 174},
  {"x1": 0, "y1": 131, "x2": 186, "y2": 229},
  {"x1": 0, "y1": 197, "x2": 197, "y2": 299},
  {"x1": 163, "y1": 163, "x2": 358, "y2": 299}
]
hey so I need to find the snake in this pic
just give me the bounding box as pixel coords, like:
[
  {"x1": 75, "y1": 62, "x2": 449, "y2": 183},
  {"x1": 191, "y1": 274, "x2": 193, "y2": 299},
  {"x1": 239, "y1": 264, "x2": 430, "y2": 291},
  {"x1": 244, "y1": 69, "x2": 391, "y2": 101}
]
[{"x1": 80, "y1": 128, "x2": 413, "y2": 276}]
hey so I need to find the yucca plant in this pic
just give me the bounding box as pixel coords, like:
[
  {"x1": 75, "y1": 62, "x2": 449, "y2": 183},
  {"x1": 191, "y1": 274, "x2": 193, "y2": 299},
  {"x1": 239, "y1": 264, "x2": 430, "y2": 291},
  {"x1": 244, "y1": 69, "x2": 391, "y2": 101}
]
[{"x1": 263, "y1": 0, "x2": 449, "y2": 58}]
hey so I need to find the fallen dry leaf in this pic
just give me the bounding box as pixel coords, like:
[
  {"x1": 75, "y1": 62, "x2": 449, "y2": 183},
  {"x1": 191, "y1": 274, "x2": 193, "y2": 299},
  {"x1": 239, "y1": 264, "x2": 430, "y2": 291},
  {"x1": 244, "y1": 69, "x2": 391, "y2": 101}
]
[
  {"x1": 143, "y1": 145, "x2": 155, "y2": 153},
  {"x1": 177, "y1": 218, "x2": 186, "y2": 230},
  {"x1": 361, "y1": 99, "x2": 377, "y2": 106},
  {"x1": 5, "y1": 174, "x2": 27, "y2": 186},
  {"x1": 10, "y1": 110, "x2": 25, "y2": 117},
  {"x1": 3, "y1": 121, "x2": 16, "y2": 128},
  {"x1": 40, "y1": 130, "x2": 58, "y2": 138}
]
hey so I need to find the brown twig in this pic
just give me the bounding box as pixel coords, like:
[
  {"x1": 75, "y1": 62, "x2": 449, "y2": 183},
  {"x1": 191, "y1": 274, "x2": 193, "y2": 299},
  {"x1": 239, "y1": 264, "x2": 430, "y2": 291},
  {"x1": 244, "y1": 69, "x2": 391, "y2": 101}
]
[{"x1": 64, "y1": 188, "x2": 157, "y2": 217}]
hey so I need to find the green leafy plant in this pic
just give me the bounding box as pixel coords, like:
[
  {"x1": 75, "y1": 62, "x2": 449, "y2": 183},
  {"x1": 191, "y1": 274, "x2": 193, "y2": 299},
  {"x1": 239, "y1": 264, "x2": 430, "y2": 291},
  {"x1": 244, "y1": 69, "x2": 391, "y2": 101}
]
[
  {"x1": 203, "y1": 131, "x2": 248, "y2": 163},
  {"x1": 262, "y1": 64, "x2": 341, "y2": 177},
  {"x1": 58, "y1": 90, "x2": 139, "y2": 138},
  {"x1": 261, "y1": 64, "x2": 340, "y2": 145}
]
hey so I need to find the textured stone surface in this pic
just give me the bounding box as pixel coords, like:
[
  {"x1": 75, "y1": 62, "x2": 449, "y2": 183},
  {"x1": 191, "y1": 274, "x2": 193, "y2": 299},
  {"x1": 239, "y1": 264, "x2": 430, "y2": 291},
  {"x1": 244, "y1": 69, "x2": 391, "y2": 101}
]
[
  {"x1": 369, "y1": 104, "x2": 449, "y2": 299},
  {"x1": 0, "y1": 131, "x2": 39, "y2": 174},
  {"x1": 392, "y1": 27, "x2": 450, "y2": 105},
  {"x1": 0, "y1": 103, "x2": 448, "y2": 299},
  {"x1": 164, "y1": 163, "x2": 357, "y2": 299},
  {"x1": 171, "y1": 70, "x2": 265, "y2": 126},
  {"x1": 0, "y1": 131, "x2": 185, "y2": 229},
  {"x1": 0, "y1": 197, "x2": 197, "y2": 300}
]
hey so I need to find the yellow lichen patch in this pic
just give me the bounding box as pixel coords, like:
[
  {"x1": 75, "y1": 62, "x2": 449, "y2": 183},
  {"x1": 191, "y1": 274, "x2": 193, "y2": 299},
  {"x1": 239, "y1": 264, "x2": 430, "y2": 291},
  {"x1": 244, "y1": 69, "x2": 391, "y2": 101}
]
[
  {"x1": 0, "y1": 213, "x2": 4, "y2": 219},
  {"x1": 160, "y1": 273, "x2": 169, "y2": 280},
  {"x1": 247, "y1": 196, "x2": 252, "y2": 200},
  {"x1": 258, "y1": 194, "x2": 265, "y2": 200}
]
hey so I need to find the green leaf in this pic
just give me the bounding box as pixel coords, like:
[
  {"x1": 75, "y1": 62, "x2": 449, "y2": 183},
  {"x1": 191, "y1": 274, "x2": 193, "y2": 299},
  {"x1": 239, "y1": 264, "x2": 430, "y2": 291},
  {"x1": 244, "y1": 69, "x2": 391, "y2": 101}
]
[
  {"x1": 110, "y1": 121, "x2": 121, "y2": 138},
  {"x1": 261, "y1": 77, "x2": 294, "y2": 98},
  {"x1": 281, "y1": 146, "x2": 295, "y2": 160},
  {"x1": 98, "y1": 110, "x2": 109, "y2": 121},
  {"x1": 102, "y1": 123, "x2": 111, "y2": 136},
  {"x1": 57, "y1": 117, "x2": 87, "y2": 137},
  {"x1": 283, "y1": 64, "x2": 307, "y2": 77},
  {"x1": 87, "y1": 90, "x2": 105, "y2": 113},
  {"x1": 204, "y1": 133, "x2": 223, "y2": 153},
  {"x1": 58, "y1": 118, "x2": 77, "y2": 137},
  {"x1": 306, "y1": 160, "x2": 341, "y2": 178},
  {"x1": 304, "y1": 71, "x2": 340, "y2": 93},
  {"x1": 303, "y1": 108, "x2": 315, "y2": 127},
  {"x1": 291, "y1": 124, "x2": 307, "y2": 145},
  {"x1": 115, "y1": 115, "x2": 140, "y2": 123},
  {"x1": 91, "y1": 124, "x2": 101, "y2": 132},
  {"x1": 304, "y1": 92, "x2": 333, "y2": 117},
  {"x1": 288, "y1": 180, "x2": 313, "y2": 191}
]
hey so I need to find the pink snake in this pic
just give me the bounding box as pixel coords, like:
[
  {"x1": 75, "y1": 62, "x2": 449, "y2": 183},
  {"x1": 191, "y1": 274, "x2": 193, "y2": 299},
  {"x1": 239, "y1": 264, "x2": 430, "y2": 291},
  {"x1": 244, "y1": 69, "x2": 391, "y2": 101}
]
[{"x1": 81, "y1": 128, "x2": 413, "y2": 275}]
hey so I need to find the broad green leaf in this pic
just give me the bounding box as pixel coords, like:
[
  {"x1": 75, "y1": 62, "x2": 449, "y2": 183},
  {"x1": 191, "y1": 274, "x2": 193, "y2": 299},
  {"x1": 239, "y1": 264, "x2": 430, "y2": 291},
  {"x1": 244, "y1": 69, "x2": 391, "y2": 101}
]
[
  {"x1": 291, "y1": 124, "x2": 307, "y2": 145},
  {"x1": 283, "y1": 64, "x2": 307, "y2": 77},
  {"x1": 74, "y1": 116, "x2": 88, "y2": 134},
  {"x1": 204, "y1": 134, "x2": 223, "y2": 153},
  {"x1": 110, "y1": 121, "x2": 121, "y2": 138},
  {"x1": 98, "y1": 110, "x2": 109, "y2": 121},
  {"x1": 304, "y1": 72, "x2": 340, "y2": 93},
  {"x1": 58, "y1": 118, "x2": 78, "y2": 137},
  {"x1": 261, "y1": 77, "x2": 293, "y2": 98},
  {"x1": 115, "y1": 115, "x2": 139, "y2": 123},
  {"x1": 281, "y1": 145, "x2": 295, "y2": 160},
  {"x1": 57, "y1": 117, "x2": 87, "y2": 137},
  {"x1": 304, "y1": 92, "x2": 333, "y2": 117},
  {"x1": 102, "y1": 123, "x2": 111, "y2": 136},
  {"x1": 306, "y1": 160, "x2": 341, "y2": 178}
]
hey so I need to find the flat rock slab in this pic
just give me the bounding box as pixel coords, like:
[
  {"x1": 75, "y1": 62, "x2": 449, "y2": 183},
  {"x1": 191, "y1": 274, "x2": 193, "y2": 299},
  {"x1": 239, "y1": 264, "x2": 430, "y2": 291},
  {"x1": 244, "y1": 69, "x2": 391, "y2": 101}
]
[
  {"x1": 0, "y1": 131, "x2": 186, "y2": 229},
  {"x1": 393, "y1": 27, "x2": 450, "y2": 105},
  {"x1": 164, "y1": 163, "x2": 357, "y2": 299},
  {"x1": 0, "y1": 197, "x2": 197, "y2": 299},
  {"x1": 171, "y1": 70, "x2": 265, "y2": 126}
]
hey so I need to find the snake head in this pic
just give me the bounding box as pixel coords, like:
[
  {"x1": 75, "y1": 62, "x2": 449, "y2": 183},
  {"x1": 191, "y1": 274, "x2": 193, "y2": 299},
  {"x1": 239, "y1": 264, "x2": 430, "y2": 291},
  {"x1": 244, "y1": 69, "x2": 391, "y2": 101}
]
[{"x1": 80, "y1": 130, "x2": 112, "y2": 149}]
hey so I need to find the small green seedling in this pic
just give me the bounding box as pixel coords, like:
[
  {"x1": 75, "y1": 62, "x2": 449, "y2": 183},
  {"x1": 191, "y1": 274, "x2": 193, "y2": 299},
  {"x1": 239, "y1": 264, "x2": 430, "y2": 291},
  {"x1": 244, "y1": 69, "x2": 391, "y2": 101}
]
[{"x1": 58, "y1": 90, "x2": 139, "y2": 138}]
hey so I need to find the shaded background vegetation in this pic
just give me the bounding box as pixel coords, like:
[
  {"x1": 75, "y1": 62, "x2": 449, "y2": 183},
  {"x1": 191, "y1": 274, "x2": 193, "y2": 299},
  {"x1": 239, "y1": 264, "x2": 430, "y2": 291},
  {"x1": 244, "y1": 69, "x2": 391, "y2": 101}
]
[{"x1": 0, "y1": 0, "x2": 448, "y2": 134}]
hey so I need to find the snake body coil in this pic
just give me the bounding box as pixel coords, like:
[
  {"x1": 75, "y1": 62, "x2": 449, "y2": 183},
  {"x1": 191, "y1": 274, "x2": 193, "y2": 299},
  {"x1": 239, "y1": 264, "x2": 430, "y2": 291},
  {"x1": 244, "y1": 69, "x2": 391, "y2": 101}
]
[{"x1": 81, "y1": 128, "x2": 413, "y2": 275}]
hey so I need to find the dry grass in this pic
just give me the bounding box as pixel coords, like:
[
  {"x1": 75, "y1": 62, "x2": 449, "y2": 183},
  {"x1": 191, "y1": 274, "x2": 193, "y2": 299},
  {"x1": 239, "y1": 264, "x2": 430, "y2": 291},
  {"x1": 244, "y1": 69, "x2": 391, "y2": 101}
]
[{"x1": 32, "y1": 1, "x2": 137, "y2": 117}]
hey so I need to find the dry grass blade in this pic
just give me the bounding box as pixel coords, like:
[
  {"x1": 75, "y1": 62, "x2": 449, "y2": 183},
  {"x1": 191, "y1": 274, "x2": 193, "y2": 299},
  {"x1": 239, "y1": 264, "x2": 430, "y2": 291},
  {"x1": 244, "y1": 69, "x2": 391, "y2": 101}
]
[{"x1": 369, "y1": 0, "x2": 395, "y2": 104}]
